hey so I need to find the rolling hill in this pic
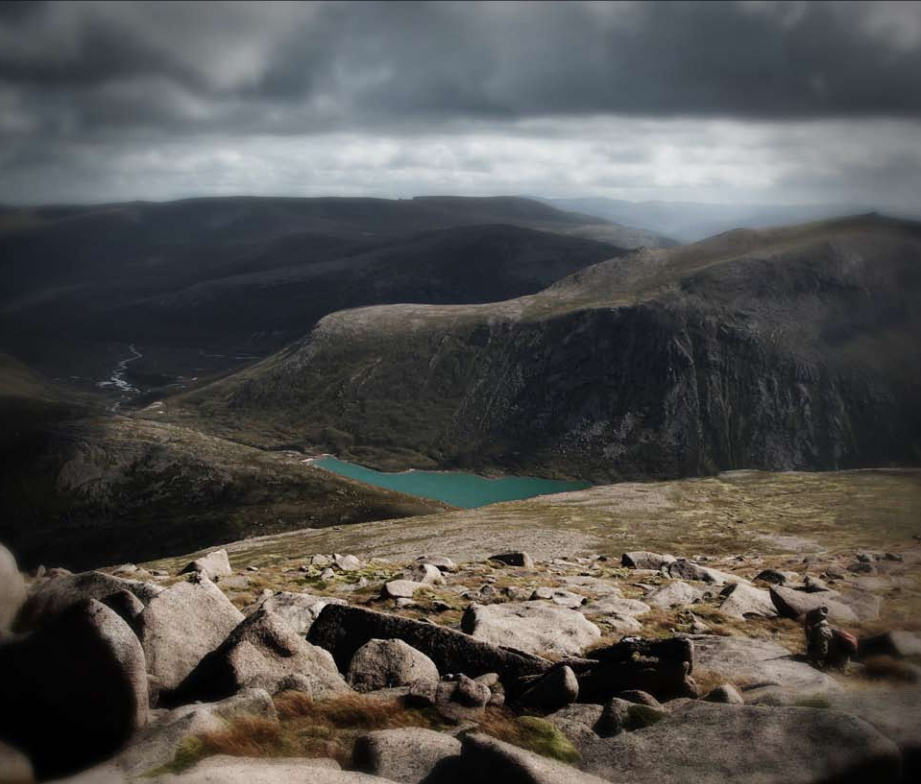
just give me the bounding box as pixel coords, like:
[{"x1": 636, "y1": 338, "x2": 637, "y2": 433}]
[
  {"x1": 0, "y1": 353, "x2": 448, "y2": 570},
  {"x1": 168, "y1": 214, "x2": 921, "y2": 481},
  {"x1": 0, "y1": 196, "x2": 652, "y2": 397}
]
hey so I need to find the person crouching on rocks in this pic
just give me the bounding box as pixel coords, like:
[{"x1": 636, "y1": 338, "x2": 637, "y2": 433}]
[{"x1": 804, "y1": 606, "x2": 857, "y2": 670}]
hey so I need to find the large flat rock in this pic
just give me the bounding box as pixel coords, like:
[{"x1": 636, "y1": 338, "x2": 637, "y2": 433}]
[
  {"x1": 461, "y1": 601, "x2": 601, "y2": 658},
  {"x1": 578, "y1": 700, "x2": 900, "y2": 784},
  {"x1": 688, "y1": 634, "x2": 840, "y2": 703}
]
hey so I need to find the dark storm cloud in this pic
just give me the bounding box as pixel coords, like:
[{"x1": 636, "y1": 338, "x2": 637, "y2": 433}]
[
  {"x1": 1, "y1": 0, "x2": 920, "y2": 140},
  {"x1": 0, "y1": 1, "x2": 919, "y2": 206}
]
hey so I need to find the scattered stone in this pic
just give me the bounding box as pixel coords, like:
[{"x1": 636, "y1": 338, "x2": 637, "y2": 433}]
[
  {"x1": 14, "y1": 570, "x2": 162, "y2": 632},
  {"x1": 666, "y1": 559, "x2": 743, "y2": 585},
  {"x1": 488, "y1": 552, "x2": 534, "y2": 568},
  {"x1": 803, "y1": 575, "x2": 831, "y2": 592},
  {"x1": 321, "y1": 568, "x2": 336, "y2": 580},
  {"x1": 616, "y1": 689, "x2": 661, "y2": 707},
  {"x1": 334, "y1": 554, "x2": 362, "y2": 571},
  {"x1": 754, "y1": 568, "x2": 797, "y2": 585},
  {"x1": 462, "y1": 601, "x2": 601, "y2": 658},
  {"x1": 545, "y1": 703, "x2": 605, "y2": 748},
  {"x1": 347, "y1": 639, "x2": 440, "y2": 698},
  {"x1": 718, "y1": 581, "x2": 778, "y2": 620},
  {"x1": 703, "y1": 683, "x2": 745, "y2": 704},
  {"x1": 596, "y1": 697, "x2": 668, "y2": 736},
  {"x1": 179, "y1": 549, "x2": 232, "y2": 581},
  {"x1": 577, "y1": 700, "x2": 900, "y2": 784},
  {"x1": 518, "y1": 665, "x2": 579, "y2": 712},
  {"x1": 457, "y1": 732, "x2": 609, "y2": 783},
  {"x1": 769, "y1": 586, "x2": 858, "y2": 623},
  {"x1": 530, "y1": 588, "x2": 586, "y2": 609},
  {"x1": 688, "y1": 634, "x2": 840, "y2": 703},
  {"x1": 0, "y1": 599, "x2": 147, "y2": 779},
  {"x1": 403, "y1": 563, "x2": 445, "y2": 585},
  {"x1": 309, "y1": 604, "x2": 549, "y2": 688},
  {"x1": 311, "y1": 554, "x2": 332, "y2": 568},
  {"x1": 416, "y1": 555, "x2": 457, "y2": 572},
  {"x1": 353, "y1": 727, "x2": 461, "y2": 783},
  {"x1": 436, "y1": 675, "x2": 490, "y2": 723},
  {"x1": 579, "y1": 596, "x2": 649, "y2": 617},
  {"x1": 384, "y1": 580, "x2": 427, "y2": 599},
  {"x1": 136, "y1": 575, "x2": 244, "y2": 697},
  {"x1": 621, "y1": 551, "x2": 676, "y2": 570},
  {"x1": 0, "y1": 542, "x2": 26, "y2": 633},
  {"x1": 245, "y1": 591, "x2": 345, "y2": 636},
  {"x1": 170, "y1": 609, "x2": 348, "y2": 705},
  {"x1": 858, "y1": 630, "x2": 921, "y2": 660},
  {"x1": 559, "y1": 576, "x2": 622, "y2": 595},
  {"x1": 645, "y1": 580, "x2": 706, "y2": 609},
  {"x1": 246, "y1": 565, "x2": 259, "y2": 572},
  {"x1": 577, "y1": 637, "x2": 698, "y2": 702}
]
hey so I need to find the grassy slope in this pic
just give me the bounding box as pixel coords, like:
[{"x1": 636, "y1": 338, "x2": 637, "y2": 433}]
[
  {"x1": 0, "y1": 352, "x2": 448, "y2": 570},
  {"x1": 147, "y1": 468, "x2": 921, "y2": 572}
]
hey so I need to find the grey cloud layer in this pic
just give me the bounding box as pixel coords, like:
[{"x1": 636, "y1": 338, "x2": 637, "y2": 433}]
[
  {"x1": 2, "y1": 0, "x2": 920, "y2": 139},
  {"x1": 1, "y1": 1, "x2": 919, "y2": 206}
]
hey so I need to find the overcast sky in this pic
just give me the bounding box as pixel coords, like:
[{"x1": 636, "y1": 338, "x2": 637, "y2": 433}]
[{"x1": 1, "y1": 0, "x2": 920, "y2": 208}]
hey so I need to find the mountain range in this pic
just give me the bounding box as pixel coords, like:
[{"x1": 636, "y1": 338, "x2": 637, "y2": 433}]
[{"x1": 168, "y1": 214, "x2": 921, "y2": 482}]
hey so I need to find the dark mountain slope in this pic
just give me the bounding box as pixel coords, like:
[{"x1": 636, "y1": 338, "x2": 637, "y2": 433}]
[
  {"x1": 0, "y1": 353, "x2": 447, "y2": 570},
  {"x1": 170, "y1": 215, "x2": 921, "y2": 481},
  {"x1": 0, "y1": 196, "x2": 630, "y2": 394}
]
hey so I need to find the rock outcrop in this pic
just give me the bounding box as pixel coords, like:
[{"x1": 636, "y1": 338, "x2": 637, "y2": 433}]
[
  {"x1": 0, "y1": 599, "x2": 148, "y2": 779},
  {"x1": 14, "y1": 570, "x2": 162, "y2": 632},
  {"x1": 169, "y1": 609, "x2": 348, "y2": 705},
  {"x1": 136, "y1": 576, "x2": 244, "y2": 697},
  {"x1": 179, "y1": 549, "x2": 233, "y2": 581},
  {"x1": 347, "y1": 639, "x2": 440, "y2": 696}
]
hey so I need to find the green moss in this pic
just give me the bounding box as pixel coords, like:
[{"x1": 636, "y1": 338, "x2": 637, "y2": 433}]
[{"x1": 513, "y1": 716, "x2": 581, "y2": 763}]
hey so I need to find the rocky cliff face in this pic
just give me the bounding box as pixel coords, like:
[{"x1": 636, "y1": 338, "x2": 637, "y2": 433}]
[{"x1": 175, "y1": 216, "x2": 921, "y2": 480}]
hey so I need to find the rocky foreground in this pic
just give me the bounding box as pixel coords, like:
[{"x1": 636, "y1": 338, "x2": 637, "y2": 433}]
[{"x1": 1, "y1": 539, "x2": 920, "y2": 784}]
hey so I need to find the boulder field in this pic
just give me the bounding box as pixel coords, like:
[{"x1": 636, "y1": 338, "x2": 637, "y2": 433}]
[{"x1": 0, "y1": 544, "x2": 918, "y2": 783}]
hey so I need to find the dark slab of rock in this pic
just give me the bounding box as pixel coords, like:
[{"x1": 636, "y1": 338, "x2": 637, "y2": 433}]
[
  {"x1": 0, "y1": 599, "x2": 147, "y2": 779},
  {"x1": 859, "y1": 630, "x2": 921, "y2": 660},
  {"x1": 517, "y1": 665, "x2": 579, "y2": 713},
  {"x1": 576, "y1": 637, "x2": 698, "y2": 702},
  {"x1": 308, "y1": 604, "x2": 549, "y2": 688},
  {"x1": 489, "y1": 552, "x2": 534, "y2": 568}
]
